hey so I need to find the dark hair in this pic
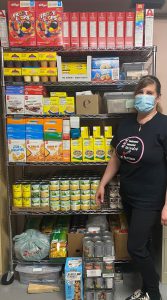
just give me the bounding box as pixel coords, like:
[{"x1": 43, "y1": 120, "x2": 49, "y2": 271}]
[{"x1": 134, "y1": 75, "x2": 161, "y2": 97}]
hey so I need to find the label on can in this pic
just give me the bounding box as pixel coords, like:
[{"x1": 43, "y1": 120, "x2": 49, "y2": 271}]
[
  {"x1": 31, "y1": 183, "x2": 40, "y2": 191},
  {"x1": 13, "y1": 197, "x2": 22, "y2": 207},
  {"x1": 22, "y1": 197, "x2": 31, "y2": 207},
  {"x1": 80, "y1": 179, "x2": 90, "y2": 190},
  {"x1": 12, "y1": 184, "x2": 22, "y2": 198},
  {"x1": 50, "y1": 190, "x2": 60, "y2": 198},
  {"x1": 81, "y1": 190, "x2": 90, "y2": 200},
  {"x1": 31, "y1": 198, "x2": 40, "y2": 207},
  {"x1": 60, "y1": 180, "x2": 69, "y2": 191},
  {"x1": 70, "y1": 190, "x2": 80, "y2": 201},
  {"x1": 40, "y1": 184, "x2": 49, "y2": 191},
  {"x1": 22, "y1": 184, "x2": 31, "y2": 197},
  {"x1": 31, "y1": 191, "x2": 40, "y2": 198},
  {"x1": 50, "y1": 200, "x2": 60, "y2": 211},
  {"x1": 40, "y1": 190, "x2": 49, "y2": 198},
  {"x1": 40, "y1": 197, "x2": 49, "y2": 207},
  {"x1": 49, "y1": 180, "x2": 59, "y2": 191},
  {"x1": 60, "y1": 190, "x2": 70, "y2": 201},
  {"x1": 70, "y1": 180, "x2": 80, "y2": 190},
  {"x1": 61, "y1": 200, "x2": 70, "y2": 211},
  {"x1": 70, "y1": 200, "x2": 81, "y2": 211}
]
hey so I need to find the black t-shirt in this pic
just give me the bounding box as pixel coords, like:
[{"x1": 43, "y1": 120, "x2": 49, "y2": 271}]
[{"x1": 111, "y1": 112, "x2": 167, "y2": 210}]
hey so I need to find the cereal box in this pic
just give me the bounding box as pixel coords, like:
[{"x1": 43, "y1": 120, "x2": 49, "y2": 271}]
[
  {"x1": 88, "y1": 12, "x2": 97, "y2": 49},
  {"x1": 8, "y1": 131, "x2": 26, "y2": 162},
  {"x1": 71, "y1": 138, "x2": 82, "y2": 162},
  {"x1": 105, "y1": 137, "x2": 112, "y2": 161},
  {"x1": 26, "y1": 132, "x2": 44, "y2": 162},
  {"x1": 107, "y1": 12, "x2": 116, "y2": 49},
  {"x1": 65, "y1": 257, "x2": 83, "y2": 300},
  {"x1": 36, "y1": 1, "x2": 63, "y2": 47},
  {"x1": 83, "y1": 137, "x2": 94, "y2": 162},
  {"x1": 98, "y1": 12, "x2": 107, "y2": 49},
  {"x1": 145, "y1": 9, "x2": 154, "y2": 47},
  {"x1": 135, "y1": 4, "x2": 144, "y2": 47},
  {"x1": 63, "y1": 140, "x2": 70, "y2": 162},
  {"x1": 94, "y1": 137, "x2": 105, "y2": 162},
  {"x1": 70, "y1": 12, "x2": 79, "y2": 48},
  {"x1": 44, "y1": 118, "x2": 63, "y2": 140},
  {"x1": 125, "y1": 12, "x2": 135, "y2": 48},
  {"x1": 8, "y1": 1, "x2": 36, "y2": 47},
  {"x1": 80, "y1": 12, "x2": 88, "y2": 49},
  {"x1": 116, "y1": 12, "x2": 125, "y2": 49},
  {"x1": 62, "y1": 12, "x2": 70, "y2": 48},
  {"x1": 0, "y1": 10, "x2": 9, "y2": 47},
  {"x1": 45, "y1": 140, "x2": 63, "y2": 162}
]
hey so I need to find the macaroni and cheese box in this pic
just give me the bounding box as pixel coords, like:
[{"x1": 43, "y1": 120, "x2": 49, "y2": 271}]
[
  {"x1": 71, "y1": 138, "x2": 82, "y2": 162},
  {"x1": 36, "y1": 1, "x2": 63, "y2": 47},
  {"x1": 8, "y1": 1, "x2": 36, "y2": 47},
  {"x1": 83, "y1": 137, "x2": 94, "y2": 162},
  {"x1": 65, "y1": 257, "x2": 83, "y2": 300},
  {"x1": 93, "y1": 126, "x2": 101, "y2": 138},
  {"x1": 45, "y1": 140, "x2": 63, "y2": 162},
  {"x1": 105, "y1": 137, "x2": 112, "y2": 161},
  {"x1": 8, "y1": 131, "x2": 26, "y2": 162},
  {"x1": 43, "y1": 97, "x2": 59, "y2": 116},
  {"x1": 59, "y1": 97, "x2": 75, "y2": 116},
  {"x1": 26, "y1": 132, "x2": 44, "y2": 162},
  {"x1": 94, "y1": 137, "x2": 105, "y2": 162},
  {"x1": 44, "y1": 118, "x2": 63, "y2": 141}
]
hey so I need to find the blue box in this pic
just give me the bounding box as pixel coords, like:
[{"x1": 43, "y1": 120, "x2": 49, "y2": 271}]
[
  {"x1": 91, "y1": 69, "x2": 114, "y2": 81},
  {"x1": 65, "y1": 257, "x2": 83, "y2": 300},
  {"x1": 6, "y1": 86, "x2": 24, "y2": 95},
  {"x1": 26, "y1": 132, "x2": 44, "y2": 140},
  {"x1": 92, "y1": 57, "x2": 119, "y2": 69}
]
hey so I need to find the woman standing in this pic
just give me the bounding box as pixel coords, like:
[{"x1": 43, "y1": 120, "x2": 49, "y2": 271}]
[{"x1": 96, "y1": 75, "x2": 167, "y2": 300}]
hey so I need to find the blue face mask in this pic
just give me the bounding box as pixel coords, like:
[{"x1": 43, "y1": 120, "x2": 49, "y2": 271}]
[{"x1": 134, "y1": 94, "x2": 156, "y2": 113}]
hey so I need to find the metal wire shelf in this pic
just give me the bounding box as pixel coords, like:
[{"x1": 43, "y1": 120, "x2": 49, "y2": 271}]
[
  {"x1": 8, "y1": 162, "x2": 108, "y2": 167},
  {"x1": 13, "y1": 258, "x2": 66, "y2": 265},
  {"x1": 5, "y1": 113, "x2": 134, "y2": 119}
]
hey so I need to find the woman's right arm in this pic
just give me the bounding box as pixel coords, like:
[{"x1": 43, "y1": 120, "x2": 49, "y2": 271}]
[{"x1": 96, "y1": 149, "x2": 120, "y2": 204}]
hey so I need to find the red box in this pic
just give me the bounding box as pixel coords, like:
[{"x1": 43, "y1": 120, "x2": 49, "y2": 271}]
[
  {"x1": 116, "y1": 12, "x2": 125, "y2": 49},
  {"x1": 107, "y1": 12, "x2": 116, "y2": 49},
  {"x1": 25, "y1": 86, "x2": 44, "y2": 95},
  {"x1": 62, "y1": 12, "x2": 70, "y2": 48},
  {"x1": 88, "y1": 12, "x2": 98, "y2": 49},
  {"x1": 80, "y1": 12, "x2": 88, "y2": 49},
  {"x1": 125, "y1": 12, "x2": 135, "y2": 48},
  {"x1": 98, "y1": 12, "x2": 107, "y2": 49},
  {"x1": 36, "y1": 1, "x2": 63, "y2": 47},
  {"x1": 70, "y1": 12, "x2": 80, "y2": 48},
  {"x1": 8, "y1": 1, "x2": 36, "y2": 47}
]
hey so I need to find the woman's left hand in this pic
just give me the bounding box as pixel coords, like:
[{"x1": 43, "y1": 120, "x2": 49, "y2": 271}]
[{"x1": 161, "y1": 205, "x2": 167, "y2": 226}]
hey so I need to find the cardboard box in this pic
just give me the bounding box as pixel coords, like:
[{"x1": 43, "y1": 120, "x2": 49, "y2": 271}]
[
  {"x1": 6, "y1": 87, "x2": 24, "y2": 114},
  {"x1": 114, "y1": 229, "x2": 131, "y2": 260},
  {"x1": 24, "y1": 95, "x2": 43, "y2": 115},
  {"x1": 83, "y1": 137, "x2": 94, "y2": 162},
  {"x1": 62, "y1": 12, "x2": 71, "y2": 48},
  {"x1": 135, "y1": 4, "x2": 144, "y2": 47},
  {"x1": 116, "y1": 12, "x2": 125, "y2": 49},
  {"x1": 0, "y1": 10, "x2": 9, "y2": 47},
  {"x1": 24, "y1": 85, "x2": 44, "y2": 95},
  {"x1": 45, "y1": 140, "x2": 63, "y2": 162},
  {"x1": 76, "y1": 94, "x2": 102, "y2": 115},
  {"x1": 80, "y1": 12, "x2": 88, "y2": 49},
  {"x1": 88, "y1": 12, "x2": 97, "y2": 49},
  {"x1": 70, "y1": 12, "x2": 80, "y2": 48},
  {"x1": 94, "y1": 137, "x2": 105, "y2": 162},
  {"x1": 68, "y1": 233, "x2": 84, "y2": 257},
  {"x1": 145, "y1": 9, "x2": 154, "y2": 47},
  {"x1": 44, "y1": 118, "x2": 63, "y2": 140},
  {"x1": 36, "y1": 1, "x2": 63, "y2": 47},
  {"x1": 26, "y1": 133, "x2": 45, "y2": 163},
  {"x1": 71, "y1": 138, "x2": 82, "y2": 162},
  {"x1": 65, "y1": 257, "x2": 83, "y2": 300},
  {"x1": 43, "y1": 97, "x2": 59, "y2": 116},
  {"x1": 8, "y1": 132, "x2": 26, "y2": 162},
  {"x1": 63, "y1": 140, "x2": 70, "y2": 162},
  {"x1": 125, "y1": 12, "x2": 135, "y2": 48},
  {"x1": 98, "y1": 12, "x2": 107, "y2": 49},
  {"x1": 8, "y1": 1, "x2": 36, "y2": 47},
  {"x1": 107, "y1": 12, "x2": 116, "y2": 49}
]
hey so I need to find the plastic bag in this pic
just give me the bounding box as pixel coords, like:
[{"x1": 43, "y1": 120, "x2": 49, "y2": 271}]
[{"x1": 13, "y1": 229, "x2": 50, "y2": 261}]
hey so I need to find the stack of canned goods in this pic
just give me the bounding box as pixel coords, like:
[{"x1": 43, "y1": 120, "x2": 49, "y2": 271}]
[
  {"x1": 85, "y1": 290, "x2": 114, "y2": 300},
  {"x1": 85, "y1": 260, "x2": 114, "y2": 277},
  {"x1": 12, "y1": 176, "x2": 101, "y2": 211},
  {"x1": 85, "y1": 276, "x2": 114, "y2": 289},
  {"x1": 108, "y1": 179, "x2": 123, "y2": 210}
]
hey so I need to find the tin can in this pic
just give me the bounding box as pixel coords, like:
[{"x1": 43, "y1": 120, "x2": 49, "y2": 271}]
[
  {"x1": 85, "y1": 262, "x2": 94, "y2": 270},
  {"x1": 49, "y1": 180, "x2": 59, "y2": 191},
  {"x1": 50, "y1": 190, "x2": 59, "y2": 199},
  {"x1": 40, "y1": 197, "x2": 49, "y2": 207},
  {"x1": 104, "y1": 261, "x2": 114, "y2": 273},
  {"x1": 105, "y1": 278, "x2": 114, "y2": 289},
  {"x1": 80, "y1": 179, "x2": 90, "y2": 190},
  {"x1": 95, "y1": 240, "x2": 104, "y2": 257},
  {"x1": 106, "y1": 291, "x2": 114, "y2": 300},
  {"x1": 60, "y1": 190, "x2": 70, "y2": 201},
  {"x1": 95, "y1": 291, "x2": 106, "y2": 300},
  {"x1": 61, "y1": 200, "x2": 70, "y2": 211},
  {"x1": 83, "y1": 240, "x2": 94, "y2": 258},
  {"x1": 90, "y1": 200, "x2": 100, "y2": 210},
  {"x1": 40, "y1": 184, "x2": 49, "y2": 198},
  {"x1": 70, "y1": 200, "x2": 81, "y2": 211},
  {"x1": 12, "y1": 184, "x2": 22, "y2": 198},
  {"x1": 31, "y1": 197, "x2": 40, "y2": 207},
  {"x1": 86, "y1": 291, "x2": 95, "y2": 300},
  {"x1": 95, "y1": 277, "x2": 105, "y2": 289},
  {"x1": 70, "y1": 180, "x2": 80, "y2": 191},
  {"x1": 91, "y1": 179, "x2": 100, "y2": 190},
  {"x1": 70, "y1": 190, "x2": 80, "y2": 201},
  {"x1": 85, "y1": 277, "x2": 94, "y2": 289},
  {"x1": 81, "y1": 200, "x2": 90, "y2": 210},
  {"x1": 22, "y1": 197, "x2": 31, "y2": 207},
  {"x1": 31, "y1": 190, "x2": 40, "y2": 198},
  {"x1": 31, "y1": 183, "x2": 40, "y2": 191},
  {"x1": 60, "y1": 180, "x2": 69, "y2": 191},
  {"x1": 13, "y1": 198, "x2": 22, "y2": 207},
  {"x1": 104, "y1": 240, "x2": 114, "y2": 257},
  {"x1": 22, "y1": 183, "x2": 31, "y2": 198},
  {"x1": 81, "y1": 190, "x2": 90, "y2": 201},
  {"x1": 50, "y1": 201, "x2": 60, "y2": 211}
]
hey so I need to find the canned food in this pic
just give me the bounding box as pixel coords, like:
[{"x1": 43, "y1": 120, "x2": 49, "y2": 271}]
[
  {"x1": 31, "y1": 190, "x2": 40, "y2": 198},
  {"x1": 31, "y1": 197, "x2": 40, "y2": 207},
  {"x1": 92, "y1": 235, "x2": 102, "y2": 242},
  {"x1": 50, "y1": 196, "x2": 60, "y2": 201},
  {"x1": 60, "y1": 190, "x2": 70, "y2": 201},
  {"x1": 95, "y1": 291, "x2": 106, "y2": 300},
  {"x1": 12, "y1": 184, "x2": 22, "y2": 198},
  {"x1": 40, "y1": 190, "x2": 49, "y2": 198},
  {"x1": 22, "y1": 197, "x2": 31, "y2": 207},
  {"x1": 90, "y1": 190, "x2": 96, "y2": 200},
  {"x1": 50, "y1": 201, "x2": 60, "y2": 211},
  {"x1": 85, "y1": 277, "x2": 94, "y2": 289},
  {"x1": 81, "y1": 190, "x2": 90, "y2": 201},
  {"x1": 95, "y1": 277, "x2": 105, "y2": 289},
  {"x1": 31, "y1": 183, "x2": 40, "y2": 191},
  {"x1": 90, "y1": 179, "x2": 100, "y2": 189},
  {"x1": 70, "y1": 201, "x2": 81, "y2": 211},
  {"x1": 22, "y1": 184, "x2": 31, "y2": 198},
  {"x1": 81, "y1": 200, "x2": 90, "y2": 210},
  {"x1": 50, "y1": 190, "x2": 59, "y2": 198},
  {"x1": 94, "y1": 262, "x2": 103, "y2": 270},
  {"x1": 40, "y1": 197, "x2": 49, "y2": 207},
  {"x1": 49, "y1": 180, "x2": 59, "y2": 191},
  {"x1": 70, "y1": 180, "x2": 80, "y2": 190},
  {"x1": 95, "y1": 240, "x2": 104, "y2": 257},
  {"x1": 83, "y1": 240, "x2": 94, "y2": 258},
  {"x1": 13, "y1": 198, "x2": 22, "y2": 207},
  {"x1": 86, "y1": 291, "x2": 95, "y2": 300},
  {"x1": 40, "y1": 183, "x2": 49, "y2": 190},
  {"x1": 70, "y1": 190, "x2": 80, "y2": 201},
  {"x1": 90, "y1": 200, "x2": 100, "y2": 210},
  {"x1": 61, "y1": 200, "x2": 70, "y2": 211},
  {"x1": 85, "y1": 262, "x2": 94, "y2": 270},
  {"x1": 106, "y1": 290, "x2": 114, "y2": 300},
  {"x1": 80, "y1": 179, "x2": 90, "y2": 190},
  {"x1": 104, "y1": 261, "x2": 114, "y2": 273},
  {"x1": 60, "y1": 180, "x2": 69, "y2": 191}
]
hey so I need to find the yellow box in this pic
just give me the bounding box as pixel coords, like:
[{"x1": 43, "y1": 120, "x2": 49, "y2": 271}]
[
  {"x1": 8, "y1": 139, "x2": 26, "y2": 162},
  {"x1": 26, "y1": 140, "x2": 45, "y2": 163},
  {"x1": 22, "y1": 68, "x2": 40, "y2": 76},
  {"x1": 45, "y1": 140, "x2": 63, "y2": 162},
  {"x1": 59, "y1": 97, "x2": 75, "y2": 115},
  {"x1": 94, "y1": 137, "x2": 105, "y2": 162},
  {"x1": 104, "y1": 126, "x2": 112, "y2": 138},
  {"x1": 81, "y1": 127, "x2": 89, "y2": 138},
  {"x1": 105, "y1": 138, "x2": 112, "y2": 161},
  {"x1": 62, "y1": 62, "x2": 86, "y2": 70},
  {"x1": 93, "y1": 126, "x2": 101, "y2": 138},
  {"x1": 43, "y1": 97, "x2": 59, "y2": 115},
  {"x1": 4, "y1": 68, "x2": 22, "y2": 76},
  {"x1": 39, "y1": 68, "x2": 57, "y2": 76},
  {"x1": 3, "y1": 52, "x2": 22, "y2": 61},
  {"x1": 62, "y1": 68, "x2": 87, "y2": 75},
  {"x1": 21, "y1": 53, "x2": 39, "y2": 61},
  {"x1": 71, "y1": 138, "x2": 83, "y2": 162},
  {"x1": 83, "y1": 137, "x2": 94, "y2": 162},
  {"x1": 38, "y1": 52, "x2": 57, "y2": 61},
  {"x1": 50, "y1": 92, "x2": 67, "y2": 97}
]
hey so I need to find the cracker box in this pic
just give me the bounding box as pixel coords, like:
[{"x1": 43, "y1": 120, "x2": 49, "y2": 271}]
[
  {"x1": 105, "y1": 137, "x2": 112, "y2": 161},
  {"x1": 8, "y1": 131, "x2": 26, "y2": 162},
  {"x1": 92, "y1": 57, "x2": 119, "y2": 69},
  {"x1": 98, "y1": 12, "x2": 107, "y2": 49},
  {"x1": 83, "y1": 137, "x2": 94, "y2": 162},
  {"x1": 80, "y1": 12, "x2": 88, "y2": 49},
  {"x1": 135, "y1": 4, "x2": 144, "y2": 47},
  {"x1": 91, "y1": 69, "x2": 113, "y2": 82},
  {"x1": 44, "y1": 118, "x2": 63, "y2": 140},
  {"x1": 6, "y1": 86, "x2": 24, "y2": 114},
  {"x1": 145, "y1": 9, "x2": 154, "y2": 47},
  {"x1": 70, "y1": 12, "x2": 79, "y2": 48},
  {"x1": 62, "y1": 12, "x2": 70, "y2": 48},
  {"x1": 36, "y1": 1, "x2": 63, "y2": 47},
  {"x1": 26, "y1": 132, "x2": 44, "y2": 162},
  {"x1": 63, "y1": 140, "x2": 70, "y2": 162},
  {"x1": 88, "y1": 12, "x2": 97, "y2": 49},
  {"x1": 125, "y1": 12, "x2": 135, "y2": 48},
  {"x1": 7, "y1": 117, "x2": 26, "y2": 133},
  {"x1": 45, "y1": 140, "x2": 63, "y2": 162},
  {"x1": 116, "y1": 12, "x2": 125, "y2": 49},
  {"x1": 0, "y1": 10, "x2": 9, "y2": 47},
  {"x1": 107, "y1": 12, "x2": 116, "y2": 49},
  {"x1": 94, "y1": 137, "x2": 105, "y2": 162},
  {"x1": 65, "y1": 257, "x2": 83, "y2": 300},
  {"x1": 8, "y1": 1, "x2": 36, "y2": 47},
  {"x1": 71, "y1": 138, "x2": 83, "y2": 162}
]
